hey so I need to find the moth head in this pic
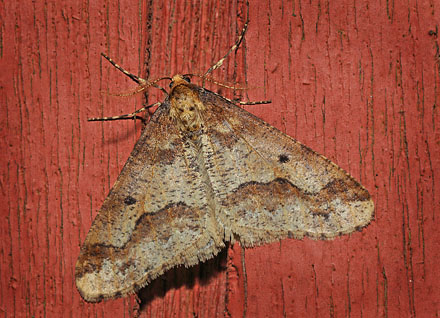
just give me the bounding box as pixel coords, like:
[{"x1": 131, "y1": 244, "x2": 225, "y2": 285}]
[
  {"x1": 169, "y1": 75, "x2": 206, "y2": 132},
  {"x1": 169, "y1": 74, "x2": 192, "y2": 90}
]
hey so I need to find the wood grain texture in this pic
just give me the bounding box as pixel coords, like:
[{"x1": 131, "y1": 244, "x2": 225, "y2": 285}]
[{"x1": 1, "y1": 0, "x2": 439, "y2": 317}]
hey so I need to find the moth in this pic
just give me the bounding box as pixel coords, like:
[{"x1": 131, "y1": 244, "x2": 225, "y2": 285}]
[{"x1": 75, "y1": 20, "x2": 374, "y2": 303}]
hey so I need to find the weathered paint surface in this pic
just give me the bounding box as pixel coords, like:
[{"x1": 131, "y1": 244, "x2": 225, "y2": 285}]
[{"x1": 1, "y1": 0, "x2": 439, "y2": 317}]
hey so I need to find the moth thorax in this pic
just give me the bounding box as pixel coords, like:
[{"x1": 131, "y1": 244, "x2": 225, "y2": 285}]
[{"x1": 169, "y1": 85, "x2": 206, "y2": 133}]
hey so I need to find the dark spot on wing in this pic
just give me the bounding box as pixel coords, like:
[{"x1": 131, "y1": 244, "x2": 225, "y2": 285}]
[
  {"x1": 278, "y1": 154, "x2": 289, "y2": 163},
  {"x1": 124, "y1": 196, "x2": 137, "y2": 205}
]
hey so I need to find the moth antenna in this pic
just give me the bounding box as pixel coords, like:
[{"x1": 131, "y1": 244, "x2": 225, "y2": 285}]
[
  {"x1": 101, "y1": 53, "x2": 170, "y2": 96},
  {"x1": 202, "y1": 2, "x2": 250, "y2": 83},
  {"x1": 93, "y1": 54, "x2": 171, "y2": 124},
  {"x1": 101, "y1": 53, "x2": 142, "y2": 84}
]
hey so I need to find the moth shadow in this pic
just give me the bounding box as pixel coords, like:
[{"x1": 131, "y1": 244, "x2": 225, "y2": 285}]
[
  {"x1": 96, "y1": 121, "x2": 145, "y2": 145},
  {"x1": 136, "y1": 245, "x2": 228, "y2": 310}
]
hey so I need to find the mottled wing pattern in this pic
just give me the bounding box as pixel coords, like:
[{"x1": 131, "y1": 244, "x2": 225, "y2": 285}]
[
  {"x1": 75, "y1": 103, "x2": 224, "y2": 302},
  {"x1": 197, "y1": 89, "x2": 374, "y2": 246}
]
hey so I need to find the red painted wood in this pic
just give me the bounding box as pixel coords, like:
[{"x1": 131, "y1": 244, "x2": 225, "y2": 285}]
[{"x1": 1, "y1": 0, "x2": 439, "y2": 317}]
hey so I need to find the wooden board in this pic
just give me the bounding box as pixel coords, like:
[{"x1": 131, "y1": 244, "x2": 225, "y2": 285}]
[{"x1": 1, "y1": 0, "x2": 439, "y2": 317}]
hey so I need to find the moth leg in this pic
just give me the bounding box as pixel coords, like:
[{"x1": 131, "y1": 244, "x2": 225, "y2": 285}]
[
  {"x1": 202, "y1": 4, "x2": 249, "y2": 83},
  {"x1": 205, "y1": 89, "x2": 271, "y2": 106},
  {"x1": 238, "y1": 100, "x2": 272, "y2": 106},
  {"x1": 88, "y1": 102, "x2": 161, "y2": 122}
]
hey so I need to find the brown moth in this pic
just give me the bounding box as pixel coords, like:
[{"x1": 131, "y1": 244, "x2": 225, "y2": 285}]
[{"x1": 75, "y1": 20, "x2": 374, "y2": 303}]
